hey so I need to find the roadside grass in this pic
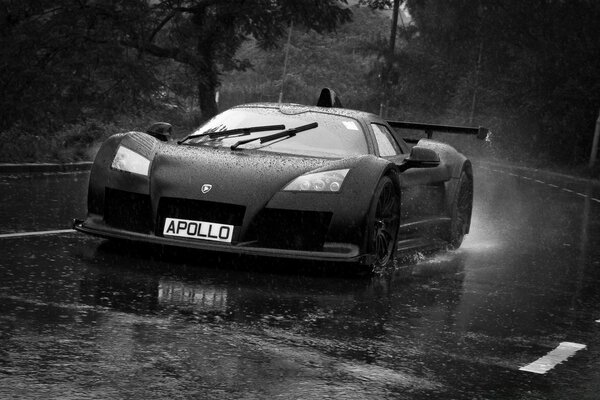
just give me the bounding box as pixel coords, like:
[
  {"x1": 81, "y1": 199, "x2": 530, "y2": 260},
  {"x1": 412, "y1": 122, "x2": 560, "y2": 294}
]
[{"x1": 0, "y1": 107, "x2": 198, "y2": 163}]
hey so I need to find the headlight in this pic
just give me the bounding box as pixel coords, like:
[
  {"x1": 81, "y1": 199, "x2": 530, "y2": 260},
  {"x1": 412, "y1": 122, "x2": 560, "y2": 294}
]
[
  {"x1": 111, "y1": 145, "x2": 150, "y2": 176},
  {"x1": 283, "y1": 169, "x2": 349, "y2": 192}
]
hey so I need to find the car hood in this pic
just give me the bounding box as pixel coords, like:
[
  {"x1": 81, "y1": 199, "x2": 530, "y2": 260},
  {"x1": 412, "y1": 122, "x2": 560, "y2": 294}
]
[{"x1": 149, "y1": 144, "x2": 334, "y2": 206}]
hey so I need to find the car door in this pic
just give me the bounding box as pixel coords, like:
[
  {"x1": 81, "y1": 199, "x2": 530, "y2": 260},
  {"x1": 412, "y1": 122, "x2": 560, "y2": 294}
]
[{"x1": 370, "y1": 123, "x2": 451, "y2": 235}]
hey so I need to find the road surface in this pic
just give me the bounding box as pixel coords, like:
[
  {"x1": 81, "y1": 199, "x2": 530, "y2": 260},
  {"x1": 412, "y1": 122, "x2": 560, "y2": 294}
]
[{"x1": 0, "y1": 164, "x2": 599, "y2": 399}]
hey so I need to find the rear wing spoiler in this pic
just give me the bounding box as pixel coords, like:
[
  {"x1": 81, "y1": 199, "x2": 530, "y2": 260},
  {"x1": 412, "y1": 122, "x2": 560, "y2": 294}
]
[{"x1": 387, "y1": 121, "x2": 491, "y2": 143}]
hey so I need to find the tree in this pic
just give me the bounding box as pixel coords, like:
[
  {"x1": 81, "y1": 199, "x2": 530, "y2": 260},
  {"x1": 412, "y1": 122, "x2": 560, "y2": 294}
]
[
  {"x1": 359, "y1": 0, "x2": 403, "y2": 83},
  {"x1": 0, "y1": 0, "x2": 352, "y2": 133},
  {"x1": 218, "y1": 5, "x2": 391, "y2": 113},
  {"x1": 113, "y1": 0, "x2": 352, "y2": 120},
  {"x1": 388, "y1": 0, "x2": 600, "y2": 165},
  {"x1": 359, "y1": 0, "x2": 405, "y2": 116},
  {"x1": 0, "y1": 0, "x2": 165, "y2": 130}
]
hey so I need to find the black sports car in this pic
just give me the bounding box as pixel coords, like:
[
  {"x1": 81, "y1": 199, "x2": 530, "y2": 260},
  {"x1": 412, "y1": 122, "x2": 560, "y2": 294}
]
[{"x1": 74, "y1": 89, "x2": 488, "y2": 270}]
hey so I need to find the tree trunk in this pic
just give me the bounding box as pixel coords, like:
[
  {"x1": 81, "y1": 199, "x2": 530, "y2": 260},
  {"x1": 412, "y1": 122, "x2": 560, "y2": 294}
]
[
  {"x1": 388, "y1": 0, "x2": 401, "y2": 61},
  {"x1": 380, "y1": 0, "x2": 401, "y2": 116},
  {"x1": 197, "y1": 75, "x2": 218, "y2": 121},
  {"x1": 195, "y1": 38, "x2": 219, "y2": 120},
  {"x1": 195, "y1": 10, "x2": 219, "y2": 121}
]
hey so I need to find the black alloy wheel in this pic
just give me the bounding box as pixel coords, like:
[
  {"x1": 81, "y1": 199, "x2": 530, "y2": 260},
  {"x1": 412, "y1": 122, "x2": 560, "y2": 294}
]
[{"x1": 368, "y1": 176, "x2": 400, "y2": 270}]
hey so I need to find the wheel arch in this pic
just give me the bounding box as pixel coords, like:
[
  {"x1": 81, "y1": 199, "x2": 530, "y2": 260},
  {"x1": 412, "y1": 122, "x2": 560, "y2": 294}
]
[
  {"x1": 358, "y1": 161, "x2": 402, "y2": 261},
  {"x1": 319, "y1": 155, "x2": 401, "y2": 256}
]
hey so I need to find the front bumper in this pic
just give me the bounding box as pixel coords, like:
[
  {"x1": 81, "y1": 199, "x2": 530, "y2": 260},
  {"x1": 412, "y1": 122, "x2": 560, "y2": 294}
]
[{"x1": 73, "y1": 218, "x2": 367, "y2": 264}]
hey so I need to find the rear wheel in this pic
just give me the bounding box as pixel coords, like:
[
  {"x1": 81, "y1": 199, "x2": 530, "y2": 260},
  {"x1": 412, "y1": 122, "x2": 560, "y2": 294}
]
[
  {"x1": 445, "y1": 171, "x2": 473, "y2": 249},
  {"x1": 366, "y1": 176, "x2": 400, "y2": 270}
]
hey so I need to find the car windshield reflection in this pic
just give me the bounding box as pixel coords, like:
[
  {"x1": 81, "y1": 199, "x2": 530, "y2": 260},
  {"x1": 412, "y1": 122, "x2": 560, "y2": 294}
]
[{"x1": 187, "y1": 107, "x2": 368, "y2": 158}]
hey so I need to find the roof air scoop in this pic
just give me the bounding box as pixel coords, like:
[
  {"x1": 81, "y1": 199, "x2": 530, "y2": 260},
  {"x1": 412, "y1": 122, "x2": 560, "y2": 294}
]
[
  {"x1": 317, "y1": 88, "x2": 343, "y2": 108},
  {"x1": 146, "y1": 122, "x2": 172, "y2": 142}
]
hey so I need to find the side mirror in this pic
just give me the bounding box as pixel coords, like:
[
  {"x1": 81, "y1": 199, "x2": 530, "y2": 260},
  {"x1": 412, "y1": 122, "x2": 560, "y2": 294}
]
[
  {"x1": 146, "y1": 122, "x2": 172, "y2": 142},
  {"x1": 404, "y1": 147, "x2": 440, "y2": 168}
]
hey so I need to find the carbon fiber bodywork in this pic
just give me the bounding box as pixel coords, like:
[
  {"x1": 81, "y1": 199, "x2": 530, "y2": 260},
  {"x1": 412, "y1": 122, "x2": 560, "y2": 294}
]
[{"x1": 75, "y1": 103, "x2": 475, "y2": 265}]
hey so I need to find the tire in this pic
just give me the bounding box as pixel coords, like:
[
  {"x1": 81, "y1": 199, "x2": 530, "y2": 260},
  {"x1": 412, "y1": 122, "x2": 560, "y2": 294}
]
[
  {"x1": 366, "y1": 176, "x2": 401, "y2": 270},
  {"x1": 445, "y1": 171, "x2": 473, "y2": 249}
]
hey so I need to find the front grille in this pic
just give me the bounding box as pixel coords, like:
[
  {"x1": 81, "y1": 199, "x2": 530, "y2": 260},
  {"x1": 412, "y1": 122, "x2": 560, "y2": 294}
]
[
  {"x1": 104, "y1": 188, "x2": 153, "y2": 233},
  {"x1": 254, "y1": 209, "x2": 332, "y2": 251},
  {"x1": 157, "y1": 198, "x2": 246, "y2": 235}
]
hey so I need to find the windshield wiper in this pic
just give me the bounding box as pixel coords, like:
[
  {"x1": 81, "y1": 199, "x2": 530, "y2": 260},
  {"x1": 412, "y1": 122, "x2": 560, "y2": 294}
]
[
  {"x1": 178, "y1": 124, "x2": 285, "y2": 144},
  {"x1": 230, "y1": 122, "x2": 318, "y2": 151}
]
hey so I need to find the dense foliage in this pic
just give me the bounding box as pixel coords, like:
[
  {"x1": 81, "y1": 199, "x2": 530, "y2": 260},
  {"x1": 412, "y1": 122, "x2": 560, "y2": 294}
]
[
  {"x1": 394, "y1": 0, "x2": 600, "y2": 165},
  {"x1": 0, "y1": 0, "x2": 350, "y2": 127},
  {"x1": 0, "y1": 0, "x2": 598, "y2": 169},
  {"x1": 0, "y1": 0, "x2": 351, "y2": 161},
  {"x1": 218, "y1": 5, "x2": 389, "y2": 113}
]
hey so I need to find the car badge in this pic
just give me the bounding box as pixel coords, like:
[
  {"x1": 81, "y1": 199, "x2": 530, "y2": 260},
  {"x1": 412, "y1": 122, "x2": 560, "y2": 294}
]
[{"x1": 201, "y1": 184, "x2": 212, "y2": 194}]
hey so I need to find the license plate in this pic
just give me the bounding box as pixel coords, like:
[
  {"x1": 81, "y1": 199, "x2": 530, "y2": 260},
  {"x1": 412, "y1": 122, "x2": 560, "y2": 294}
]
[{"x1": 163, "y1": 217, "x2": 234, "y2": 243}]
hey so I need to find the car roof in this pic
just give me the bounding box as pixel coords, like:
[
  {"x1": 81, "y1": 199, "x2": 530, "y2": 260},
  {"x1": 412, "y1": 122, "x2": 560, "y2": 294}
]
[{"x1": 232, "y1": 102, "x2": 381, "y2": 123}]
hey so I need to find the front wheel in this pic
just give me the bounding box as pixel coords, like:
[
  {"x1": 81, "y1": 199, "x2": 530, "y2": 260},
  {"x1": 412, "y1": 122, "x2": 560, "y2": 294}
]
[
  {"x1": 366, "y1": 176, "x2": 400, "y2": 270},
  {"x1": 445, "y1": 171, "x2": 473, "y2": 249}
]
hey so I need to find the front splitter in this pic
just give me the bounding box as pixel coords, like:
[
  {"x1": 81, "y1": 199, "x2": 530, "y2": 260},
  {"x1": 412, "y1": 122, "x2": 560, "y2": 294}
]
[{"x1": 73, "y1": 219, "x2": 366, "y2": 264}]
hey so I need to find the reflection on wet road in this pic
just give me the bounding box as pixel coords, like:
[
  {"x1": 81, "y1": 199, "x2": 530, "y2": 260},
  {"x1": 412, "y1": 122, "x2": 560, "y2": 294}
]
[
  {"x1": 0, "y1": 172, "x2": 88, "y2": 234},
  {"x1": 1, "y1": 166, "x2": 599, "y2": 399}
]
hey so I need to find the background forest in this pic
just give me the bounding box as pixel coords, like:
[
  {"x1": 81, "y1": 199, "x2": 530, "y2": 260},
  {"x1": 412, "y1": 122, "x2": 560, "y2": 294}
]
[{"x1": 1, "y1": 0, "x2": 599, "y2": 175}]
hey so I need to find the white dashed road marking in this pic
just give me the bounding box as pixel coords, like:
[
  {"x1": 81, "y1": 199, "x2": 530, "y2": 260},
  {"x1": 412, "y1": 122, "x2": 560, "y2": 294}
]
[
  {"x1": 0, "y1": 229, "x2": 76, "y2": 239},
  {"x1": 519, "y1": 342, "x2": 587, "y2": 374},
  {"x1": 482, "y1": 166, "x2": 600, "y2": 204},
  {"x1": 482, "y1": 165, "x2": 597, "y2": 374}
]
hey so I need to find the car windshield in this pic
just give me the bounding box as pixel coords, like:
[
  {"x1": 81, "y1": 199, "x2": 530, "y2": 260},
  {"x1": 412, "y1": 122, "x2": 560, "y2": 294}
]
[{"x1": 186, "y1": 107, "x2": 369, "y2": 158}]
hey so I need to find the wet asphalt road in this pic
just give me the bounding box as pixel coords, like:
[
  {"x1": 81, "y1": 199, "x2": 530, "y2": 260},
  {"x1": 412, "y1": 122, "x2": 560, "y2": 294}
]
[{"x1": 0, "y1": 164, "x2": 599, "y2": 399}]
